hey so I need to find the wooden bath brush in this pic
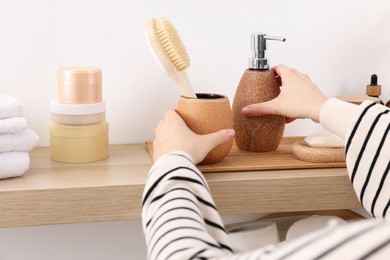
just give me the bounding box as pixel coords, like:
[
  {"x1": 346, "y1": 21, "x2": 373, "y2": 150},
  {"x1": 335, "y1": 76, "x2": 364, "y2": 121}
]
[{"x1": 145, "y1": 18, "x2": 197, "y2": 98}]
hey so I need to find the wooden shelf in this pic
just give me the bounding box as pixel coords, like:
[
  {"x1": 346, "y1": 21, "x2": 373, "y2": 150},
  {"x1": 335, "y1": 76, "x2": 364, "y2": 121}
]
[{"x1": 0, "y1": 144, "x2": 361, "y2": 228}]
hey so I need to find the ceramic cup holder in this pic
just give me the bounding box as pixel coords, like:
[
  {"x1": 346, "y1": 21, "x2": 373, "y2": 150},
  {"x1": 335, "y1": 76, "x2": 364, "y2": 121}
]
[{"x1": 176, "y1": 93, "x2": 233, "y2": 164}]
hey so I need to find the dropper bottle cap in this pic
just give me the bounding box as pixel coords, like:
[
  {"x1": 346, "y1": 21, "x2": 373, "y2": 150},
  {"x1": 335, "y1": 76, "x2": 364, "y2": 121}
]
[
  {"x1": 366, "y1": 74, "x2": 381, "y2": 97},
  {"x1": 249, "y1": 33, "x2": 286, "y2": 70}
]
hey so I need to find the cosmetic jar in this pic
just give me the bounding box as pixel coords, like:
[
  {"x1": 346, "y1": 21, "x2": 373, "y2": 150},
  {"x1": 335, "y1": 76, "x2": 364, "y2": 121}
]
[
  {"x1": 50, "y1": 101, "x2": 106, "y2": 126},
  {"x1": 58, "y1": 67, "x2": 102, "y2": 104},
  {"x1": 50, "y1": 122, "x2": 109, "y2": 163}
]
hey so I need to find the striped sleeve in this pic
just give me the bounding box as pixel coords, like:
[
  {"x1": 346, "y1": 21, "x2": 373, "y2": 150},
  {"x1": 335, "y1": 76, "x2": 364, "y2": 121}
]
[
  {"x1": 321, "y1": 98, "x2": 390, "y2": 219},
  {"x1": 142, "y1": 151, "x2": 233, "y2": 260},
  {"x1": 344, "y1": 101, "x2": 390, "y2": 218}
]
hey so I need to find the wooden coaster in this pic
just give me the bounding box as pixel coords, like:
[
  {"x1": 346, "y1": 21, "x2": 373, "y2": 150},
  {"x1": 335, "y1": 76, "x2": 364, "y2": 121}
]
[{"x1": 292, "y1": 140, "x2": 345, "y2": 163}]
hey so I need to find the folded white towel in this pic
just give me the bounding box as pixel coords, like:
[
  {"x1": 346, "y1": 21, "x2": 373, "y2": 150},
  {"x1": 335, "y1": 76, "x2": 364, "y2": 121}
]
[
  {"x1": 286, "y1": 215, "x2": 346, "y2": 241},
  {"x1": 0, "y1": 129, "x2": 39, "y2": 152},
  {"x1": 227, "y1": 221, "x2": 280, "y2": 253},
  {"x1": 0, "y1": 117, "x2": 27, "y2": 134},
  {"x1": 0, "y1": 95, "x2": 23, "y2": 119},
  {"x1": 0, "y1": 151, "x2": 30, "y2": 179},
  {"x1": 304, "y1": 130, "x2": 345, "y2": 148}
]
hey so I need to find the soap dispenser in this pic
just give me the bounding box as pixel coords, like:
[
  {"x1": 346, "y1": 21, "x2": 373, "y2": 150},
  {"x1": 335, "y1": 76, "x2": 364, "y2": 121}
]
[{"x1": 232, "y1": 33, "x2": 286, "y2": 152}]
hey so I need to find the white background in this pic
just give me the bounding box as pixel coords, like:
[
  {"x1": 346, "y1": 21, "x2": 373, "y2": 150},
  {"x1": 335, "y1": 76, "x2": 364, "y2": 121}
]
[{"x1": 0, "y1": 0, "x2": 389, "y2": 259}]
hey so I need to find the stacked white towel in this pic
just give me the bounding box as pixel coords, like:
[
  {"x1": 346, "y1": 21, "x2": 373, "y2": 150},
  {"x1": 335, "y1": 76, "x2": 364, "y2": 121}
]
[{"x1": 0, "y1": 95, "x2": 39, "y2": 179}]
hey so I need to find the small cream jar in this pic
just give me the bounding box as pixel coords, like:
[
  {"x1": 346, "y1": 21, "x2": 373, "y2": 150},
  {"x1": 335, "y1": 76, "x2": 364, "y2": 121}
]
[
  {"x1": 57, "y1": 67, "x2": 102, "y2": 104},
  {"x1": 51, "y1": 101, "x2": 106, "y2": 126},
  {"x1": 50, "y1": 122, "x2": 109, "y2": 163}
]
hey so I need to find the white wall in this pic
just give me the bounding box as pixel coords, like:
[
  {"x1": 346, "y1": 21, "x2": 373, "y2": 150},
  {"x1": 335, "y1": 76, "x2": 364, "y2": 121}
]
[
  {"x1": 0, "y1": 0, "x2": 389, "y2": 259},
  {"x1": 2, "y1": 0, "x2": 390, "y2": 146}
]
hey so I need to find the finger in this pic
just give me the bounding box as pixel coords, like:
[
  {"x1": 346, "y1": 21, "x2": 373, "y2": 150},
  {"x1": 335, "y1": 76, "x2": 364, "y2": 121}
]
[
  {"x1": 242, "y1": 100, "x2": 280, "y2": 117},
  {"x1": 300, "y1": 72, "x2": 311, "y2": 81},
  {"x1": 166, "y1": 109, "x2": 180, "y2": 121},
  {"x1": 154, "y1": 120, "x2": 162, "y2": 135},
  {"x1": 272, "y1": 64, "x2": 291, "y2": 77},
  {"x1": 169, "y1": 109, "x2": 191, "y2": 130},
  {"x1": 272, "y1": 65, "x2": 301, "y2": 84},
  {"x1": 201, "y1": 129, "x2": 235, "y2": 151}
]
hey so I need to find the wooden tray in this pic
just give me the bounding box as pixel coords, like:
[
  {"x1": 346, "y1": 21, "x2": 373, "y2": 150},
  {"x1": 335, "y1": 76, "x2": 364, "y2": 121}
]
[{"x1": 145, "y1": 136, "x2": 346, "y2": 173}]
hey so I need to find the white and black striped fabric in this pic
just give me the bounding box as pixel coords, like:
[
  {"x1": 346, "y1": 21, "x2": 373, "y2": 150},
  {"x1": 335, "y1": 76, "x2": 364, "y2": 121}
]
[
  {"x1": 346, "y1": 102, "x2": 390, "y2": 219},
  {"x1": 142, "y1": 100, "x2": 390, "y2": 259}
]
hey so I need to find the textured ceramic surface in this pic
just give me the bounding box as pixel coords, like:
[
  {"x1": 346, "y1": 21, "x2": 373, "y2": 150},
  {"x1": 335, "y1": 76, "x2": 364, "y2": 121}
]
[
  {"x1": 177, "y1": 93, "x2": 233, "y2": 164},
  {"x1": 292, "y1": 140, "x2": 345, "y2": 163},
  {"x1": 232, "y1": 69, "x2": 285, "y2": 152}
]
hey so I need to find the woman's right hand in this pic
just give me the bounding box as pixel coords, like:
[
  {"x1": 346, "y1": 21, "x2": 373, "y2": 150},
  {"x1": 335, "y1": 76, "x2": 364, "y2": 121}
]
[
  {"x1": 153, "y1": 110, "x2": 235, "y2": 164},
  {"x1": 242, "y1": 65, "x2": 328, "y2": 123}
]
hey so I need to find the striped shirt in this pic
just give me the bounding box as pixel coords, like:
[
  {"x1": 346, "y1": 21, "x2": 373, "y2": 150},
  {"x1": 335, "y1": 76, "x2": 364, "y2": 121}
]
[{"x1": 142, "y1": 98, "x2": 390, "y2": 259}]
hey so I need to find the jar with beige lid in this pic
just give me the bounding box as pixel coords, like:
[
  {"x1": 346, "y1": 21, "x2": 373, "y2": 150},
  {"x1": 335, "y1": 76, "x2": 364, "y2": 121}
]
[
  {"x1": 58, "y1": 67, "x2": 102, "y2": 104},
  {"x1": 50, "y1": 66, "x2": 108, "y2": 163}
]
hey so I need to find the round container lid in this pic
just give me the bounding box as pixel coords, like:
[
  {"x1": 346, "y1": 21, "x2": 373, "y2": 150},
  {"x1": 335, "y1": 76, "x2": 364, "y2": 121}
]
[
  {"x1": 50, "y1": 122, "x2": 108, "y2": 138},
  {"x1": 58, "y1": 67, "x2": 102, "y2": 82},
  {"x1": 51, "y1": 101, "x2": 106, "y2": 115}
]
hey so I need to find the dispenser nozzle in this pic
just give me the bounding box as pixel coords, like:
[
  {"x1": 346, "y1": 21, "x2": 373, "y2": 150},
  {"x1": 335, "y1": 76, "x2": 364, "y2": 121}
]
[{"x1": 249, "y1": 33, "x2": 286, "y2": 70}]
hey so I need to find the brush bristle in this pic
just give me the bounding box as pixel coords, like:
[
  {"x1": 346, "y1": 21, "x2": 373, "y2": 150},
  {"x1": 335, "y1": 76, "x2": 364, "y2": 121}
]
[{"x1": 153, "y1": 18, "x2": 190, "y2": 71}]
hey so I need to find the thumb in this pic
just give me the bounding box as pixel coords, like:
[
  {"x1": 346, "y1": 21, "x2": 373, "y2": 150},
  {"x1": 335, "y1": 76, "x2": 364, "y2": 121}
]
[
  {"x1": 242, "y1": 100, "x2": 280, "y2": 117},
  {"x1": 200, "y1": 129, "x2": 235, "y2": 151}
]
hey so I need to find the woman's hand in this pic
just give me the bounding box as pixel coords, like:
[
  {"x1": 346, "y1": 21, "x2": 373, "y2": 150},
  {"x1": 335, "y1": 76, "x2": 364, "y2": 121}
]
[
  {"x1": 242, "y1": 65, "x2": 328, "y2": 123},
  {"x1": 153, "y1": 110, "x2": 235, "y2": 164}
]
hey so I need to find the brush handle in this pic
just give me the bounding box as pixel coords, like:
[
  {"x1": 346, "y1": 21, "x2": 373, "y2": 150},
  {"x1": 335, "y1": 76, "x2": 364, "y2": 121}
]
[{"x1": 169, "y1": 69, "x2": 197, "y2": 98}]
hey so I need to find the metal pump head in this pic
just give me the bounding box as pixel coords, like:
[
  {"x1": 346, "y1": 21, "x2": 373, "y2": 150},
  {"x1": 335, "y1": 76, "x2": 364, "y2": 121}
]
[{"x1": 249, "y1": 33, "x2": 286, "y2": 70}]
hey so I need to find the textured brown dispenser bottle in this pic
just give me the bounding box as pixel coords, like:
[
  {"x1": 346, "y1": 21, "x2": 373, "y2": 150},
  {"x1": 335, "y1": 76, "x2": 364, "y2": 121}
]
[
  {"x1": 232, "y1": 33, "x2": 286, "y2": 152},
  {"x1": 233, "y1": 70, "x2": 284, "y2": 151}
]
